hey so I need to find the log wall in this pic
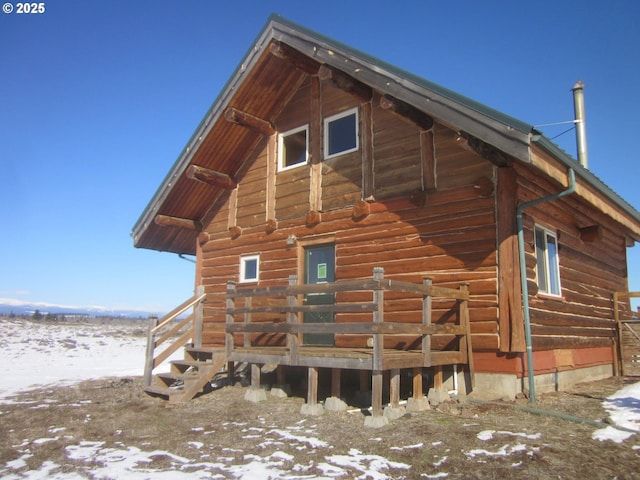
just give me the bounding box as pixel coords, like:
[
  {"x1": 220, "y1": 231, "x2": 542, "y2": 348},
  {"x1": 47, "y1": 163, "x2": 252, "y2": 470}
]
[
  {"x1": 197, "y1": 74, "x2": 500, "y2": 352},
  {"x1": 513, "y1": 159, "x2": 630, "y2": 351}
]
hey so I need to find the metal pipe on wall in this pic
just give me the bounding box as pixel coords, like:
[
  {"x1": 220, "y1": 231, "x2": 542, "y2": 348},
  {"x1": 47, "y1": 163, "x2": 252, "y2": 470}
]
[{"x1": 516, "y1": 168, "x2": 576, "y2": 403}]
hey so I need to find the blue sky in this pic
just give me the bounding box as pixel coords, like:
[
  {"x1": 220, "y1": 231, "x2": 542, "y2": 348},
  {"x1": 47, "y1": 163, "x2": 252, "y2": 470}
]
[{"x1": 1, "y1": 0, "x2": 639, "y2": 313}]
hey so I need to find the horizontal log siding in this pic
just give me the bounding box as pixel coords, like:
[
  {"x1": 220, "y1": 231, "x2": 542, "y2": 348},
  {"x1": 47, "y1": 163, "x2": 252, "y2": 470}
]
[
  {"x1": 320, "y1": 83, "x2": 362, "y2": 210},
  {"x1": 274, "y1": 78, "x2": 312, "y2": 221},
  {"x1": 372, "y1": 93, "x2": 423, "y2": 199},
  {"x1": 514, "y1": 162, "x2": 629, "y2": 351},
  {"x1": 198, "y1": 75, "x2": 499, "y2": 351}
]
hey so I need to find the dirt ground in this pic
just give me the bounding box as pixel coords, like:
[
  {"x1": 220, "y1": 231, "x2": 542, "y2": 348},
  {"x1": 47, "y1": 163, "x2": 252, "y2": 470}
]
[{"x1": 1, "y1": 372, "x2": 639, "y2": 479}]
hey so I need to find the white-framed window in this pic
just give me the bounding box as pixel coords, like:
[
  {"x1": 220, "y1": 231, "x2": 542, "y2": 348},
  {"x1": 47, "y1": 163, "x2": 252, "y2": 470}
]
[
  {"x1": 534, "y1": 226, "x2": 562, "y2": 297},
  {"x1": 240, "y1": 254, "x2": 260, "y2": 283},
  {"x1": 323, "y1": 108, "x2": 359, "y2": 159},
  {"x1": 278, "y1": 125, "x2": 309, "y2": 171}
]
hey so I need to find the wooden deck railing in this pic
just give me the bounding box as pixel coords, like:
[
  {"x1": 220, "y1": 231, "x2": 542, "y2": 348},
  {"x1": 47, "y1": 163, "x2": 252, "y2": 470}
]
[
  {"x1": 225, "y1": 267, "x2": 473, "y2": 376},
  {"x1": 143, "y1": 286, "x2": 206, "y2": 387},
  {"x1": 613, "y1": 291, "x2": 640, "y2": 376}
]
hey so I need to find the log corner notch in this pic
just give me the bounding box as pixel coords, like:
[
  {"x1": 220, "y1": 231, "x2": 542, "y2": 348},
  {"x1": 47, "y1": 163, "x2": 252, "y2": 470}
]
[
  {"x1": 224, "y1": 107, "x2": 275, "y2": 137},
  {"x1": 380, "y1": 94, "x2": 433, "y2": 131},
  {"x1": 229, "y1": 225, "x2": 242, "y2": 239},
  {"x1": 456, "y1": 132, "x2": 512, "y2": 167},
  {"x1": 187, "y1": 165, "x2": 238, "y2": 190},
  {"x1": 579, "y1": 224, "x2": 602, "y2": 243},
  {"x1": 306, "y1": 210, "x2": 321, "y2": 227},
  {"x1": 265, "y1": 218, "x2": 278, "y2": 234},
  {"x1": 318, "y1": 64, "x2": 373, "y2": 103},
  {"x1": 352, "y1": 199, "x2": 372, "y2": 220},
  {"x1": 269, "y1": 40, "x2": 321, "y2": 75},
  {"x1": 154, "y1": 214, "x2": 202, "y2": 231}
]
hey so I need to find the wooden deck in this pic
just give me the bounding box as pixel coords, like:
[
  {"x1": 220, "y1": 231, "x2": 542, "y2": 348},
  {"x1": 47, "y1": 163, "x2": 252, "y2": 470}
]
[
  {"x1": 144, "y1": 268, "x2": 474, "y2": 422},
  {"x1": 229, "y1": 346, "x2": 465, "y2": 371}
]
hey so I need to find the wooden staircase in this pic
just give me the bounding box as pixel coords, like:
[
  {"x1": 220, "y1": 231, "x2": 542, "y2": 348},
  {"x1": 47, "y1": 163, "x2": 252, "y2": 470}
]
[
  {"x1": 145, "y1": 346, "x2": 226, "y2": 404},
  {"x1": 143, "y1": 289, "x2": 228, "y2": 404}
]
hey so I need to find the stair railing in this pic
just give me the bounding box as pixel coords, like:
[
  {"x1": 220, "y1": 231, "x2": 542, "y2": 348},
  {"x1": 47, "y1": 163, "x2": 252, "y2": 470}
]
[{"x1": 143, "y1": 286, "x2": 206, "y2": 387}]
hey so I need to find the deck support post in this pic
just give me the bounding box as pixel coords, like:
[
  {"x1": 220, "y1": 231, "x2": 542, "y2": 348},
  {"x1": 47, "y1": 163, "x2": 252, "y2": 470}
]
[
  {"x1": 301, "y1": 367, "x2": 324, "y2": 416},
  {"x1": 325, "y1": 368, "x2": 348, "y2": 411},
  {"x1": 384, "y1": 368, "x2": 406, "y2": 420},
  {"x1": 407, "y1": 367, "x2": 430, "y2": 412},
  {"x1": 365, "y1": 370, "x2": 389, "y2": 427},
  {"x1": 428, "y1": 365, "x2": 450, "y2": 406},
  {"x1": 271, "y1": 365, "x2": 291, "y2": 398},
  {"x1": 227, "y1": 361, "x2": 235, "y2": 385},
  {"x1": 143, "y1": 314, "x2": 158, "y2": 388},
  {"x1": 245, "y1": 363, "x2": 267, "y2": 402}
]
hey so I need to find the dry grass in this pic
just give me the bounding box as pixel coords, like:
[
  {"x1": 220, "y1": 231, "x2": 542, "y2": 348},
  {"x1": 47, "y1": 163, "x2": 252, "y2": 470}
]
[{"x1": 1, "y1": 374, "x2": 639, "y2": 479}]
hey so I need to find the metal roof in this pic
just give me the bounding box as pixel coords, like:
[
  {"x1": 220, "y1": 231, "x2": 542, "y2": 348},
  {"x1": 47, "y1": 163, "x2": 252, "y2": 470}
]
[{"x1": 132, "y1": 14, "x2": 640, "y2": 253}]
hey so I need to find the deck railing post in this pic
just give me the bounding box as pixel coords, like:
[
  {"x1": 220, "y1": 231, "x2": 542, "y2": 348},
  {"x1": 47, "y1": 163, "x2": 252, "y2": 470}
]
[
  {"x1": 459, "y1": 283, "x2": 474, "y2": 389},
  {"x1": 370, "y1": 267, "x2": 385, "y2": 424},
  {"x1": 422, "y1": 277, "x2": 433, "y2": 367},
  {"x1": 194, "y1": 285, "x2": 205, "y2": 348},
  {"x1": 287, "y1": 275, "x2": 299, "y2": 364},
  {"x1": 226, "y1": 281, "x2": 236, "y2": 360},
  {"x1": 243, "y1": 295, "x2": 252, "y2": 348},
  {"x1": 143, "y1": 314, "x2": 158, "y2": 388},
  {"x1": 372, "y1": 267, "x2": 385, "y2": 371}
]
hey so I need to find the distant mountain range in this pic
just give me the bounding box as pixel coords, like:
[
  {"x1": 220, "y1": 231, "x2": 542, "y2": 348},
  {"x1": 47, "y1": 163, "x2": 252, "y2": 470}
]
[{"x1": 0, "y1": 298, "x2": 158, "y2": 318}]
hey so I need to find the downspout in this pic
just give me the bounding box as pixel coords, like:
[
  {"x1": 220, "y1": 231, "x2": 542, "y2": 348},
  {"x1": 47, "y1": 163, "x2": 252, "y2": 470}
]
[{"x1": 516, "y1": 167, "x2": 576, "y2": 403}]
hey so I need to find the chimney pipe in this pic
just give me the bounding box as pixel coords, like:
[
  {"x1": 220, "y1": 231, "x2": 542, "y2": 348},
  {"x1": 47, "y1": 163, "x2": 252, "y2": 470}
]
[{"x1": 572, "y1": 80, "x2": 589, "y2": 169}]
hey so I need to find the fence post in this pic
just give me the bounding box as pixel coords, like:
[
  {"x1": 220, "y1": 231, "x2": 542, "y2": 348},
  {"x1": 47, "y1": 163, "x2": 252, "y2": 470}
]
[
  {"x1": 372, "y1": 267, "x2": 385, "y2": 371},
  {"x1": 371, "y1": 267, "x2": 385, "y2": 422},
  {"x1": 226, "y1": 281, "x2": 236, "y2": 360},
  {"x1": 143, "y1": 314, "x2": 158, "y2": 388},
  {"x1": 194, "y1": 285, "x2": 205, "y2": 348},
  {"x1": 459, "y1": 283, "x2": 474, "y2": 389},
  {"x1": 422, "y1": 277, "x2": 433, "y2": 367},
  {"x1": 287, "y1": 275, "x2": 299, "y2": 364}
]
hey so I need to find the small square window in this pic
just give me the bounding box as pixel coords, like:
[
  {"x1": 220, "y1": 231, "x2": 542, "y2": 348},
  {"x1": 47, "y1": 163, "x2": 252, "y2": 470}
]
[
  {"x1": 278, "y1": 125, "x2": 309, "y2": 171},
  {"x1": 240, "y1": 255, "x2": 259, "y2": 283},
  {"x1": 324, "y1": 108, "x2": 358, "y2": 159},
  {"x1": 534, "y1": 226, "x2": 561, "y2": 296}
]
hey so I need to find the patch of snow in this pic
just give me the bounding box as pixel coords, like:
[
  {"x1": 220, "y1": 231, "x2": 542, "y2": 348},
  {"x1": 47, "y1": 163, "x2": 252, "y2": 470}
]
[
  {"x1": 592, "y1": 381, "x2": 640, "y2": 443},
  {"x1": 477, "y1": 430, "x2": 541, "y2": 441},
  {"x1": 267, "y1": 428, "x2": 330, "y2": 449},
  {"x1": 390, "y1": 442, "x2": 423, "y2": 451},
  {"x1": 465, "y1": 443, "x2": 531, "y2": 458},
  {"x1": 324, "y1": 448, "x2": 411, "y2": 480}
]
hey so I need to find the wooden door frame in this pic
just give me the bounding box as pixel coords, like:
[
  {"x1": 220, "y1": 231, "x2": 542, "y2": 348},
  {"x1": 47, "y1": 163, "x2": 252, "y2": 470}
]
[{"x1": 296, "y1": 234, "x2": 337, "y2": 283}]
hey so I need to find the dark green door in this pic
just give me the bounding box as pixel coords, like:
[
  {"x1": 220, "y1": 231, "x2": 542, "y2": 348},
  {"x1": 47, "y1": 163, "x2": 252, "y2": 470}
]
[{"x1": 303, "y1": 244, "x2": 335, "y2": 346}]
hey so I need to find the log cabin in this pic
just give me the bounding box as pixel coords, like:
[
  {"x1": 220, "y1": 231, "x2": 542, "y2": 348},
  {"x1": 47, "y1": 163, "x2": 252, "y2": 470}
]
[{"x1": 132, "y1": 15, "x2": 640, "y2": 422}]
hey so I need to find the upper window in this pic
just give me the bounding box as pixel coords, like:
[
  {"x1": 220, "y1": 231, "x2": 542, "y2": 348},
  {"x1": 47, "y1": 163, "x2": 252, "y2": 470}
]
[
  {"x1": 324, "y1": 108, "x2": 359, "y2": 159},
  {"x1": 534, "y1": 226, "x2": 561, "y2": 297},
  {"x1": 240, "y1": 254, "x2": 260, "y2": 283},
  {"x1": 278, "y1": 125, "x2": 309, "y2": 171}
]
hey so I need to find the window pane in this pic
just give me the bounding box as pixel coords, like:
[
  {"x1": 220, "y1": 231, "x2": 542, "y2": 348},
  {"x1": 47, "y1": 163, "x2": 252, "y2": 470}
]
[
  {"x1": 535, "y1": 228, "x2": 548, "y2": 293},
  {"x1": 547, "y1": 235, "x2": 560, "y2": 295},
  {"x1": 241, "y1": 256, "x2": 259, "y2": 282},
  {"x1": 244, "y1": 259, "x2": 257, "y2": 280},
  {"x1": 283, "y1": 130, "x2": 307, "y2": 168},
  {"x1": 327, "y1": 113, "x2": 356, "y2": 156}
]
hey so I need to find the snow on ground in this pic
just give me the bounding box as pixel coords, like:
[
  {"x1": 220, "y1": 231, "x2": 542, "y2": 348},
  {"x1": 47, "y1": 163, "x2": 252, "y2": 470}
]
[
  {"x1": 1, "y1": 317, "x2": 639, "y2": 479},
  {"x1": 0, "y1": 318, "x2": 147, "y2": 401},
  {"x1": 592, "y1": 381, "x2": 640, "y2": 443}
]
